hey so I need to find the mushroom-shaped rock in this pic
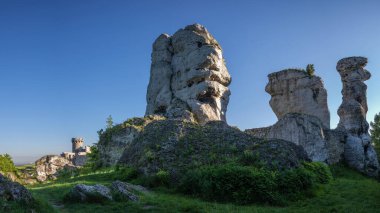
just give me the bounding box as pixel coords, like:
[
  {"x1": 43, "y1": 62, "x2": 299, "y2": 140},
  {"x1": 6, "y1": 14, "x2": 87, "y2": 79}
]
[{"x1": 265, "y1": 69, "x2": 330, "y2": 128}]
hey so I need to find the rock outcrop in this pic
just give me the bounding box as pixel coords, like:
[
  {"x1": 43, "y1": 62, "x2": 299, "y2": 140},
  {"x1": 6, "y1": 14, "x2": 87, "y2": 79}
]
[
  {"x1": 0, "y1": 174, "x2": 34, "y2": 204},
  {"x1": 245, "y1": 113, "x2": 345, "y2": 163},
  {"x1": 146, "y1": 24, "x2": 231, "y2": 124},
  {"x1": 35, "y1": 155, "x2": 75, "y2": 182},
  {"x1": 119, "y1": 119, "x2": 309, "y2": 182},
  {"x1": 336, "y1": 57, "x2": 379, "y2": 177},
  {"x1": 265, "y1": 69, "x2": 330, "y2": 128},
  {"x1": 97, "y1": 115, "x2": 164, "y2": 166},
  {"x1": 110, "y1": 181, "x2": 139, "y2": 202},
  {"x1": 64, "y1": 181, "x2": 144, "y2": 203},
  {"x1": 247, "y1": 69, "x2": 339, "y2": 163},
  {"x1": 65, "y1": 184, "x2": 112, "y2": 202}
]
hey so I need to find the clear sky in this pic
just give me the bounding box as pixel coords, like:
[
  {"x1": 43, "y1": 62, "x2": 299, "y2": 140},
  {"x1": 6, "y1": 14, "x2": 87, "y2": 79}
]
[{"x1": 1, "y1": 0, "x2": 380, "y2": 165}]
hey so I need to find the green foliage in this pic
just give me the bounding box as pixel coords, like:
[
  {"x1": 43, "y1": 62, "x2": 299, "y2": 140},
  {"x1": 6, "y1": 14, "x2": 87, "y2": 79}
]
[
  {"x1": 178, "y1": 162, "x2": 332, "y2": 205},
  {"x1": 302, "y1": 162, "x2": 333, "y2": 184},
  {"x1": 0, "y1": 154, "x2": 16, "y2": 173},
  {"x1": 106, "y1": 115, "x2": 114, "y2": 129},
  {"x1": 82, "y1": 144, "x2": 102, "y2": 171},
  {"x1": 112, "y1": 165, "x2": 139, "y2": 181},
  {"x1": 56, "y1": 166, "x2": 80, "y2": 179},
  {"x1": 306, "y1": 64, "x2": 315, "y2": 76},
  {"x1": 370, "y1": 113, "x2": 380, "y2": 161},
  {"x1": 178, "y1": 165, "x2": 280, "y2": 205}
]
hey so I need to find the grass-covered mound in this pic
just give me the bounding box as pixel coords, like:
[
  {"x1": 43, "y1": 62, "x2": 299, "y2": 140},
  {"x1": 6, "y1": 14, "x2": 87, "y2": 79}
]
[{"x1": 119, "y1": 119, "x2": 309, "y2": 182}]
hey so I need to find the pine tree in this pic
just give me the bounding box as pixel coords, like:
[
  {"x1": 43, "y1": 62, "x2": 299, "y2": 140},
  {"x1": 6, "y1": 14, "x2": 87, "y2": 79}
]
[
  {"x1": 106, "y1": 115, "x2": 113, "y2": 129},
  {"x1": 370, "y1": 113, "x2": 380, "y2": 160},
  {"x1": 306, "y1": 64, "x2": 315, "y2": 76}
]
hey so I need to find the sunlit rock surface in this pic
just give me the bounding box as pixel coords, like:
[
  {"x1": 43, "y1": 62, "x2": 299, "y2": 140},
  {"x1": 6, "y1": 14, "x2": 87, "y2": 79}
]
[{"x1": 146, "y1": 24, "x2": 231, "y2": 124}]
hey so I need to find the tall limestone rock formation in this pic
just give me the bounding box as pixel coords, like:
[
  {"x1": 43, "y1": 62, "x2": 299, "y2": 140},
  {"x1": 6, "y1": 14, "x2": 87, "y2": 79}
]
[
  {"x1": 146, "y1": 24, "x2": 231, "y2": 124},
  {"x1": 246, "y1": 69, "x2": 343, "y2": 163},
  {"x1": 336, "y1": 56, "x2": 379, "y2": 177},
  {"x1": 265, "y1": 69, "x2": 330, "y2": 128}
]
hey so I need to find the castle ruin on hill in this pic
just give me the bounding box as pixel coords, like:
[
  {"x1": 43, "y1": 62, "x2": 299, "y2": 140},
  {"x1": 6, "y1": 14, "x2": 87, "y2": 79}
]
[{"x1": 61, "y1": 137, "x2": 91, "y2": 166}]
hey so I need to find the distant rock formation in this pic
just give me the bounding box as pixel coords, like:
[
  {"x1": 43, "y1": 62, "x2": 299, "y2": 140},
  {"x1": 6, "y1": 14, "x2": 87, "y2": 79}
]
[
  {"x1": 35, "y1": 155, "x2": 75, "y2": 182},
  {"x1": 336, "y1": 57, "x2": 379, "y2": 177},
  {"x1": 146, "y1": 24, "x2": 231, "y2": 124},
  {"x1": 265, "y1": 69, "x2": 330, "y2": 128}
]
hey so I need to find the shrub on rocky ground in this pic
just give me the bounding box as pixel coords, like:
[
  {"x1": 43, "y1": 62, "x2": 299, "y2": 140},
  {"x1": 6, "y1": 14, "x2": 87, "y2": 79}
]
[{"x1": 178, "y1": 162, "x2": 332, "y2": 205}]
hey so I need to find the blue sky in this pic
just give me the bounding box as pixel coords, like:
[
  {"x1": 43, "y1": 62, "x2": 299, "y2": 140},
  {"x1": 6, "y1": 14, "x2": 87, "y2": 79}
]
[{"x1": 1, "y1": 0, "x2": 380, "y2": 164}]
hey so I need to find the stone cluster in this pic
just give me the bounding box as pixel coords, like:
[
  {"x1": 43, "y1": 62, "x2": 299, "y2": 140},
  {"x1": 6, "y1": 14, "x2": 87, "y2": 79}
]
[
  {"x1": 96, "y1": 24, "x2": 379, "y2": 177},
  {"x1": 247, "y1": 57, "x2": 379, "y2": 177},
  {"x1": 146, "y1": 24, "x2": 231, "y2": 124}
]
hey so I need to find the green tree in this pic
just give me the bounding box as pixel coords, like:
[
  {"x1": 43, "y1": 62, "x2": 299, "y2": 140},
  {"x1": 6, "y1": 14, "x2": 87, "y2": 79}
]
[
  {"x1": 306, "y1": 64, "x2": 315, "y2": 76},
  {"x1": 82, "y1": 144, "x2": 102, "y2": 171},
  {"x1": 370, "y1": 113, "x2": 380, "y2": 161},
  {"x1": 0, "y1": 154, "x2": 16, "y2": 172},
  {"x1": 106, "y1": 115, "x2": 113, "y2": 129}
]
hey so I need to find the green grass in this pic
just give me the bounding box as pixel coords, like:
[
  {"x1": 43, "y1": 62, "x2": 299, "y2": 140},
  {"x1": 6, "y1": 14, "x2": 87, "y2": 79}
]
[
  {"x1": 15, "y1": 164, "x2": 35, "y2": 170},
  {"x1": 24, "y1": 165, "x2": 380, "y2": 213}
]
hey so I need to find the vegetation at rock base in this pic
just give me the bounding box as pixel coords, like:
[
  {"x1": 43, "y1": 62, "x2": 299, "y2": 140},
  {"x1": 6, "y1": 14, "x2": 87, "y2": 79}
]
[
  {"x1": 7, "y1": 163, "x2": 376, "y2": 212},
  {"x1": 370, "y1": 112, "x2": 380, "y2": 161},
  {"x1": 178, "y1": 162, "x2": 332, "y2": 205}
]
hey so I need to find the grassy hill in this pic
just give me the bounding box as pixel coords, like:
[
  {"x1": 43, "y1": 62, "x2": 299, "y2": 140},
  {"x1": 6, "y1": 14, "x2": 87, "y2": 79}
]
[{"x1": 17, "y1": 164, "x2": 379, "y2": 213}]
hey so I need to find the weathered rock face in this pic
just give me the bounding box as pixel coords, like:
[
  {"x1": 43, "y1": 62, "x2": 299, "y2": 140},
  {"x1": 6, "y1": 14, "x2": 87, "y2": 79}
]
[
  {"x1": 110, "y1": 181, "x2": 139, "y2": 202},
  {"x1": 146, "y1": 24, "x2": 231, "y2": 124},
  {"x1": 0, "y1": 174, "x2": 34, "y2": 204},
  {"x1": 245, "y1": 113, "x2": 345, "y2": 163},
  {"x1": 119, "y1": 119, "x2": 309, "y2": 182},
  {"x1": 265, "y1": 69, "x2": 330, "y2": 128},
  {"x1": 336, "y1": 56, "x2": 379, "y2": 177},
  {"x1": 35, "y1": 155, "x2": 75, "y2": 182},
  {"x1": 97, "y1": 115, "x2": 164, "y2": 166}
]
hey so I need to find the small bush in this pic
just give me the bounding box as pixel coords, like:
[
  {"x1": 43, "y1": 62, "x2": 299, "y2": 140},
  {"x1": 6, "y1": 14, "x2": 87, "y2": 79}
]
[
  {"x1": 178, "y1": 165, "x2": 281, "y2": 204},
  {"x1": 302, "y1": 162, "x2": 333, "y2": 184},
  {"x1": 135, "y1": 169, "x2": 171, "y2": 188},
  {"x1": 0, "y1": 154, "x2": 16, "y2": 173},
  {"x1": 57, "y1": 167, "x2": 80, "y2": 179},
  {"x1": 113, "y1": 166, "x2": 139, "y2": 181}
]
